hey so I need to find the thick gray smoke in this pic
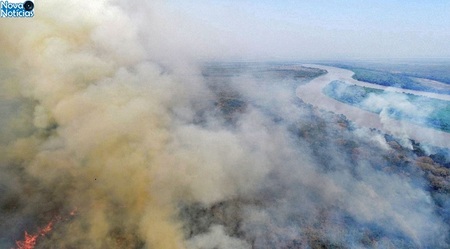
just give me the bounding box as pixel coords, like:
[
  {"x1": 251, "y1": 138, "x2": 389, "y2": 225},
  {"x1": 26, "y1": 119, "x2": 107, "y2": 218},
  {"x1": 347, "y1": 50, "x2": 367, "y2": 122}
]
[{"x1": 0, "y1": 1, "x2": 449, "y2": 248}]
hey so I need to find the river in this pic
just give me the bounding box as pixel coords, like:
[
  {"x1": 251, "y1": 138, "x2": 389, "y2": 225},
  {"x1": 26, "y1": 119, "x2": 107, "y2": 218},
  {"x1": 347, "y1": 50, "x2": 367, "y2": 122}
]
[{"x1": 296, "y1": 64, "x2": 450, "y2": 147}]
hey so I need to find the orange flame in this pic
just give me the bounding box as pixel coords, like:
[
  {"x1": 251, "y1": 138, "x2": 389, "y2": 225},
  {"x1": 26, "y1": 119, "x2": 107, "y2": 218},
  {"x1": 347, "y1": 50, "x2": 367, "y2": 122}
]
[
  {"x1": 13, "y1": 209, "x2": 77, "y2": 249},
  {"x1": 14, "y1": 221, "x2": 54, "y2": 249},
  {"x1": 14, "y1": 231, "x2": 38, "y2": 249}
]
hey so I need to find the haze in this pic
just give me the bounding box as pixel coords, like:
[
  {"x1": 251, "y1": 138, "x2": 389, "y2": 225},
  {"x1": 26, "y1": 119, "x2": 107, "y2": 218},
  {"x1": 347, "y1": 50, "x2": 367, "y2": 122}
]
[
  {"x1": 1, "y1": 0, "x2": 450, "y2": 248},
  {"x1": 165, "y1": 0, "x2": 450, "y2": 60}
]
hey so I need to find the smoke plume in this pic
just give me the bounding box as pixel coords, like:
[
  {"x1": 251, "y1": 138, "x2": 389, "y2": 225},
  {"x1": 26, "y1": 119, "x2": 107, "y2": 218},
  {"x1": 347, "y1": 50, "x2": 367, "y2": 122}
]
[{"x1": 0, "y1": 0, "x2": 449, "y2": 248}]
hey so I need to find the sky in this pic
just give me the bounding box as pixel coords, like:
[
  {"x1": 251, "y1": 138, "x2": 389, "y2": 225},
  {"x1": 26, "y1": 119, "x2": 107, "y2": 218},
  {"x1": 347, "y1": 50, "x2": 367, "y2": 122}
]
[{"x1": 164, "y1": 0, "x2": 450, "y2": 60}]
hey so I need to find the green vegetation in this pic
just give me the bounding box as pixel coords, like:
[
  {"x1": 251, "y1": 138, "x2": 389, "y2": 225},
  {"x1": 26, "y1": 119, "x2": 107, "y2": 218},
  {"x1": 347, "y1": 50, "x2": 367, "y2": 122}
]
[
  {"x1": 325, "y1": 62, "x2": 450, "y2": 95},
  {"x1": 351, "y1": 68, "x2": 420, "y2": 88},
  {"x1": 322, "y1": 81, "x2": 382, "y2": 106},
  {"x1": 323, "y1": 81, "x2": 450, "y2": 133}
]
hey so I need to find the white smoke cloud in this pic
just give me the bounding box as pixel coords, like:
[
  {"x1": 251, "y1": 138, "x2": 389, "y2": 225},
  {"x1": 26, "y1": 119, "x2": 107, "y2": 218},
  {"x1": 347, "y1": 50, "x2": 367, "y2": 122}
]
[
  {"x1": 0, "y1": 0, "x2": 448, "y2": 248},
  {"x1": 186, "y1": 225, "x2": 251, "y2": 249}
]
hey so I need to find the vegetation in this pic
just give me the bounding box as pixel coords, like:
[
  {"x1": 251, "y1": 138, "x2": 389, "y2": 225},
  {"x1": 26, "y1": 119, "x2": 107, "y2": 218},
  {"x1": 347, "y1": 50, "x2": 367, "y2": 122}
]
[
  {"x1": 323, "y1": 81, "x2": 450, "y2": 133},
  {"x1": 187, "y1": 62, "x2": 450, "y2": 248},
  {"x1": 325, "y1": 62, "x2": 450, "y2": 95},
  {"x1": 352, "y1": 68, "x2": 421, "y2": 88}
]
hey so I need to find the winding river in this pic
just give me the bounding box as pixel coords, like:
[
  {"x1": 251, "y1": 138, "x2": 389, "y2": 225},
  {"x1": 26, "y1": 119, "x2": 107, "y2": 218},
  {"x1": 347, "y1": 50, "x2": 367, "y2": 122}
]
[{"x1": 296, "y1": 65, "x2": 450, "y2": 147}]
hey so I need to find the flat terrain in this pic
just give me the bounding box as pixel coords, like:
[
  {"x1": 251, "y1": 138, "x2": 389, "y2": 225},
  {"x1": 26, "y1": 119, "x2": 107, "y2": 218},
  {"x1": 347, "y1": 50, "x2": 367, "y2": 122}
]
[{"x1": 297, "y1": 65, "x2": 450, "y2": 147}]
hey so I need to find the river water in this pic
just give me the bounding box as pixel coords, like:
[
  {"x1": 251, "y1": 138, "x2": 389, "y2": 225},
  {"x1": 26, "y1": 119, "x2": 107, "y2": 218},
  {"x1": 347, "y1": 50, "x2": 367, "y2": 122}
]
[{"x1": 296, "y1": 64, "x2": 450, "y2": 147}]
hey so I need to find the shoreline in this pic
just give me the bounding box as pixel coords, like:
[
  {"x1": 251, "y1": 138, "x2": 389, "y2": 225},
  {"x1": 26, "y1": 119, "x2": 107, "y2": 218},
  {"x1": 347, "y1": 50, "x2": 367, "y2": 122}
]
[{"x1": 296, "y1": 64, "x2": 450, "y2": 147}]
